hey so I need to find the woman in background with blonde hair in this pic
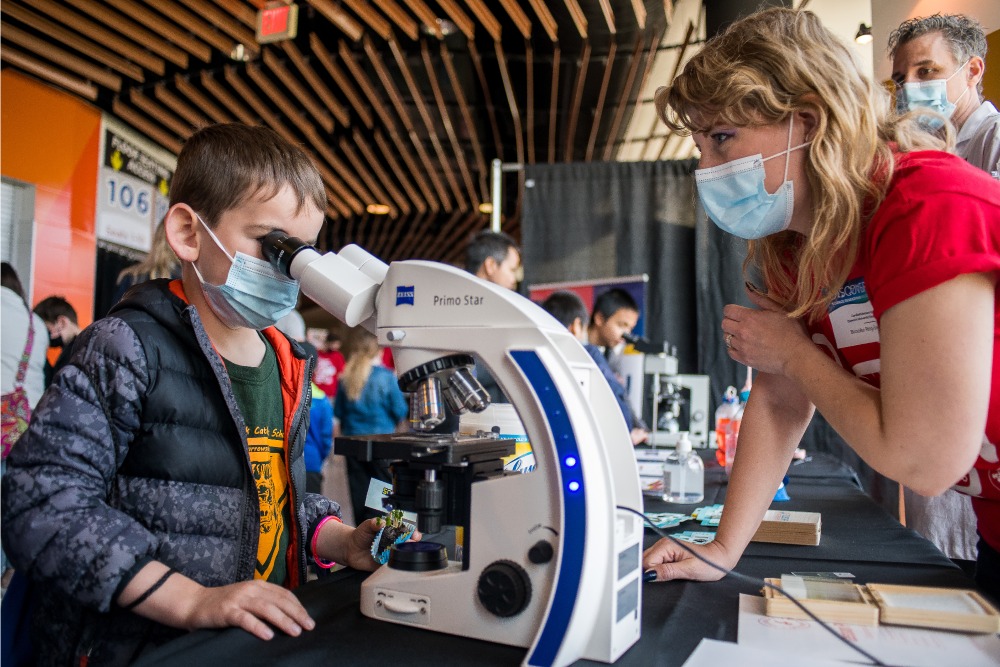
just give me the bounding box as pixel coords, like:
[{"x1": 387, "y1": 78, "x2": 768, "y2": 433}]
[
  {"x1": 642, "y1": 7, "x2": 1000, "y2": 599},
  {"x1": 113, "y1": 220, "x2": 181, "y2": 303},
  {"x1": 334, "y1": 328, "x2": 408, "y2": 523}
]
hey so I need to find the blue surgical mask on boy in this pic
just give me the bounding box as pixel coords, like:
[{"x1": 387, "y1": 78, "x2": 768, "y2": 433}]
[
  {"x1": 191, "y1": 213, "x2": 301, "y2": 330},
  {"x1": 694, "y1": 117, "x2": 811, "y2": 240},
  {"x1": 896, "y1": 60, "x2": 970, "y2": 126}
]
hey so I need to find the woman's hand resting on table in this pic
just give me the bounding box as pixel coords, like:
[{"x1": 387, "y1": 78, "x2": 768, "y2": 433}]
[{"x1": 641, "y1": 537, "x2": 738, "y2": 582}]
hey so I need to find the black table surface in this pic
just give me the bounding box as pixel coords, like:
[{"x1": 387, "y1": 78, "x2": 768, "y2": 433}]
[{"x1": 136, "y1": 454, "x2": 973, "y2": 667}]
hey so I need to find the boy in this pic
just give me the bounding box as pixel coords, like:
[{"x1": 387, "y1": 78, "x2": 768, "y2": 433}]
[
  {"x1": 540, "y1": 291, "x2": 646, "y2": 445},
  {"x1": 2, "y1": 124, "x2": 383, "y2": 665}
]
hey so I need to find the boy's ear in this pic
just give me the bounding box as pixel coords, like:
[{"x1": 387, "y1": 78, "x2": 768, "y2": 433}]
[{"x1": 164, "y1": 204, "x2": 200, "y2": 263}]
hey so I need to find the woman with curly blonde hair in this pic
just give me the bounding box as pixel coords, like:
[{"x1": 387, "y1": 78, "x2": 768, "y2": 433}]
[{"x1": 643, "y1": 8, "x2": 1000, "y2": 598}]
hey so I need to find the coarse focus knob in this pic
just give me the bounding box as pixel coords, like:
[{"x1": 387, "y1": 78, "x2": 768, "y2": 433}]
[
  {"x1": 527, "y1": 540, "x2": 554, "y2": 564},
  {"x1": 477, "y1": 560, "x2": 532, "y2": 618}
]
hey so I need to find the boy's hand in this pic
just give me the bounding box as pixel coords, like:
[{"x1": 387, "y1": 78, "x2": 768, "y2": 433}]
[
  {"x1": 340, "y1": 518, "x2": 423, "y2": 572},
  {"x1": 181, "y1": 579, "x2": 315, "y2": 641}
]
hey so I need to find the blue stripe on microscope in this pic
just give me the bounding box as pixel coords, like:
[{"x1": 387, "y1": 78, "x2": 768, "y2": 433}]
[{"x1": 510, "y1": 350, "x2": 586, "y2": 666}]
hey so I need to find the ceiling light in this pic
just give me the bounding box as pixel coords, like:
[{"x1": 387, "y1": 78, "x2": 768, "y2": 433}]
[
  {"x1": 855, "y1": 23, "x2": 872, "y2": 45},
  {"x1": 478, "y1": 203, "x2": 493, "y2": 214},
  {"x1": 366, "y1": 203, "x2": 390, "y2": 215}
]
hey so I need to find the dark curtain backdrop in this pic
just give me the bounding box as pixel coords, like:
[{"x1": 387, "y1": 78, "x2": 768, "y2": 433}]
[{"x1": 520, "y1": 160, "x2": 898, "y2": 517}]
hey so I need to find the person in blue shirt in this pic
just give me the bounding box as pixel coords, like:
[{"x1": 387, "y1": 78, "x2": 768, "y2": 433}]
[
  {"x1": 334, "y1": 329, "x2": 408, "y2": 522},
  {"x1": 539, "y1": 291, "x2": 640, "y2": 442}
]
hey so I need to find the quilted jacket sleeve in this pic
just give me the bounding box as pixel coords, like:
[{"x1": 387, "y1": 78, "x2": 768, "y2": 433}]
[{"x1": 1, "y1": 317, "x2": 158, "y2": 612}]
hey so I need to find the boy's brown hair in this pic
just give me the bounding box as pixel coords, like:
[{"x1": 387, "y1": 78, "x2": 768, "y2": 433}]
[{"x1": 170, "y1": 124, "x2": 326, "y2": 227}]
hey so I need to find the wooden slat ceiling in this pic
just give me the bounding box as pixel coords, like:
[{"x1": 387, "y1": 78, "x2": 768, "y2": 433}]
[{"x1": 1, "y1": 0, "x2": 671, "y2": 263}]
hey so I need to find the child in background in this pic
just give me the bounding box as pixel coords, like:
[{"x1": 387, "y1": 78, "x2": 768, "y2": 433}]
[
  {"x1": 2, "y1": 124, "x2": 387, "y2": 665},
  {"x1": 335, "y1": 328, "x2": 408, "y2": 523}
]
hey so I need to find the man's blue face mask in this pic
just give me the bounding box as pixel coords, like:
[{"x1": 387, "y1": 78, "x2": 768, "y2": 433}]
[
  {"x1": 896, "y1": 60, "x2": 970, "y2": 129},
  {"x1": 191, "y1": 213, "x2": 300, "y2": 330},
  {"x1": 694, "y1": 117, "x2": 811, "y2": 240}
]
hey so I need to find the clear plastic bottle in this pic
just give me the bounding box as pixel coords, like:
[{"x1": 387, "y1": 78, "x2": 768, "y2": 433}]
[
  {"x1": 714, "y1": 386, "x2": 740, "y2": 467},
  {"x1": 663, "y1": 431, "x2": 704, "y2": 503}
]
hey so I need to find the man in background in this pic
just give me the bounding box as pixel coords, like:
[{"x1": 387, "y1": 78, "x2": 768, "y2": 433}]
[
  {"x1": 465, "y1": 230, "x2": 521, "y2": 291},
  {"x1": 33, "y1": 296, "x2": 81, "y2": 388},
  {"x1": 890, "y1": 13, "x2": 1000, "y2": 176}
]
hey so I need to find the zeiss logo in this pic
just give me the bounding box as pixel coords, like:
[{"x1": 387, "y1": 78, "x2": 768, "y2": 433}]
[{"x1": 396, "y1": 286, "x2": 415, "y2": 306}]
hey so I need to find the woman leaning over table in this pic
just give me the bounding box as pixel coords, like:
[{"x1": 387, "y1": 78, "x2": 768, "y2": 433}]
[{"x1": 641, "y1": 8, "x2": 1000, "y2": 599}]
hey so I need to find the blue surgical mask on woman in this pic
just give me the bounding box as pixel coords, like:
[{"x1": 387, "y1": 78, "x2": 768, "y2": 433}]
[
  {"x1": 896, "y1": 60, "x2": 970, "y2": 123},
  {"x1": 191, "y1": 213, "x2": 301, "y2": 330},
  {"x1": 695, "y1": 117, "x2": 811, "y2": 239}
]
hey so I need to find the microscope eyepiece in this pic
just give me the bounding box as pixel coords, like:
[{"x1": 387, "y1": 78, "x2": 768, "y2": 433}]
[{"x1": 262, "y1": 231, "x2": 313, "y2": 279}]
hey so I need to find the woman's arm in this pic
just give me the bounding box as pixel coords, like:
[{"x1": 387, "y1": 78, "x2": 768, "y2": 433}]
[
  {"x1": 728, "y1": 272, "x2": 994, "y2": 495},
  {"x1": 643, "y1": 371, "x2": 813, "y2": 579}
]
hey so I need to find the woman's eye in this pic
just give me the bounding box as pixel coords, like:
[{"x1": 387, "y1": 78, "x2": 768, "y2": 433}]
[{"x1": 710, "y1": 131, "x2": 734, "y2": 145}]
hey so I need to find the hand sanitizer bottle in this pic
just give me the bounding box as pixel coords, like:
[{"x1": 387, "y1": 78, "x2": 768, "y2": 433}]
[{"x1": 663, "y1": 431, "x2": 704, "y2": 503}]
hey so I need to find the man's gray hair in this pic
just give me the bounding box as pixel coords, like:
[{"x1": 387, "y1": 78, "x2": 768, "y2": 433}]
[{"x1": 888, "y1": 13, "x2": 987, "y2": 96}]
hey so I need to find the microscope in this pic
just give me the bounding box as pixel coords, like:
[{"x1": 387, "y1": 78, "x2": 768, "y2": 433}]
[{"x1": 263, "y1": 233, "x2": 644, "y2": 667}]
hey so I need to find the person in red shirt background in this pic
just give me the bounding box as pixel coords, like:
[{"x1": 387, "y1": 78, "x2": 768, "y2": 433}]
[
  {"x1": 309, "y1": 329, "x2": 346, "y2": 402},
  {"x1": 642, "y1": 8, "x2": 1000, "y2": 601}
]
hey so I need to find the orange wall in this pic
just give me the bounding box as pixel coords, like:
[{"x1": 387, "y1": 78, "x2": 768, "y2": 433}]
[{"x1": 1, "y1": 70, "x2": 100, "y2": 328}]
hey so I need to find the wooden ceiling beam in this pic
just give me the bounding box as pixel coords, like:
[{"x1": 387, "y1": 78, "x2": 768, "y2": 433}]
[
  {"x1": 421, "y1": 41, "x2": 478, "y2": 208},
  {"x1": 284, "y1": 40, "x2": 350, "y2": 128},
  {"x1": 100, "y1": 0, "x2": 213, "y2": 62},
  {"x1": 375, "y1": 0, "x2": 420, "y2": 42},
  {"x1": 129, "y1": 89, "x2": 192, "y2": 138},
  {"x1": 21, "y1": 0, "x2": 167, "y2": 75},
  {"x1": 111, "y1": 97, "x2": 184, "y2": 154},
  {"x1": 495, "y1": 41, "x2": 524, "y2": 168},
  {"x1": 340, "y1": 0, "x2": 393, "y2": 41},
  {"x1": 1, "y1": 22, "x2": 123, "y2": 91},
  {"x1": 175, "y1": 0, "x2": 258, "y2": 48},
  {"x1": 309, "y1": 35, "x2": 372, "y2": 128},
  {"x1": 468, "y1": 42, "x2": 503, "y2": 163},
  {"x1": 434, "y1": 0, "x2": 475, "y2": 41},
  {"x1": 211, "y1": 0, "x2": 256, "y2": 28},
  {"x1": 358, "y1": 129, "x2": 424, "y2": 216},
  {"x1": 563, "y1": 40, "x2": 591, "y2": 162},
  {"x1": 548, "y1": 45, "x2": 560, "y2": 163},
  {"x1": 561, "y1": 0, "x2": 588, "y2": 40},
  {"x1": 351, "y1": 40, "x2": 441, "y2": 212},
  {"x1": 154, "y1": 82, "x2": 212, "y2": 129},
  {"x1": 174, "y1": 74, "x2": 235, "y2": 124},
  {"x1": 308, "y1": 0, "x2": 364, "y2": 42},
  {"x1": 585, "y1": 41, "x2": 617, "y2": 162},
  {"x1": 597, "y1": 0, "x2": 616, "y2": 35},
  {"x1": 388, "y1": 39, "x2": 463, "y2": 210},
  {"x1": 403, "y1": 0, "x2": 443, "y2": 39},
  {"x1": 642, "y1": 21, "x2": 693, "y2": 155},
  {"x1": 631, "y1": 0, "x2": 647, "y2": 30},
  {"x1": 232, "y1": 64, "x2": 367, "y2": 214},
  {"x1": 0, "y1": 44, "x2": 98, "y2": 100},
  {"x1": 200, "y1": 70, "x2": 256, "y2": 124},
  {"x1": 262, "y1": 48, "x2": 336, "y2": 134},
  {"x1": 373, "y1": 129, "x2": 428, "y2": 216},
  {"x1": 496, "y1": 0, "x2": 532, "y2": 39},
  {"x1": 4, "y1": 2, "x2": 145, "y2": 82},
  {"x1": 325, "y1": 185, "x2": 353, "y2": 220},
  {"x1": 461, "y1": 0, "x2": 501, "y2": 42},
  {"x1": 441, "y1": 43, "x2": 488, "y2": 202},
  {"x1": 61, "y1": 0, "x2": 189, "y2": 68},
  {"x1": 339, "y1": 136, "x2": 404, "y2": 217},
  {"x1": 603, "y1": 33, "x2": 654, "y2": 162},
  {"x1": 525, "y1": 0, "x2": 558, "y2": 42},
  {"x1": 139, "y1": 0, "x2": 248, "y2": 58}
]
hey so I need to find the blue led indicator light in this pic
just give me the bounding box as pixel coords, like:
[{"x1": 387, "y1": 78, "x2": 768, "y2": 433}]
[
  {"x1": 564, "y1": 456, "x2": 577, "y2": 467},
  {"x1": 568, "y1": 481, "x2": 580, "y2": 492}
]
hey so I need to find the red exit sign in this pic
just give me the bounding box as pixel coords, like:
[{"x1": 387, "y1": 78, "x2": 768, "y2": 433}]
[{"x1": 256, "y1": 2, "x2": 298, "y2": 44}]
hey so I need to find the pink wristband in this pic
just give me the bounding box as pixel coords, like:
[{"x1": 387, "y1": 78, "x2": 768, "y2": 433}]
[{"x1": 312, "y1": 515, "x2": 343, "y2": 569}]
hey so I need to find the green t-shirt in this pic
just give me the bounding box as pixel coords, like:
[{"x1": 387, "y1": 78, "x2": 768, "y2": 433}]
[{"x1": 225, "y1": 337, "x2": 292, "y2": 585}]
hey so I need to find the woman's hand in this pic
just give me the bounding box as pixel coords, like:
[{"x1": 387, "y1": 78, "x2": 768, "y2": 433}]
[
  {"x1": 721, "y1": 286, "x2": 812, "y2": 376},
  {"x1": 641, "y1": 537, "x2": 736, "y2": 582}
]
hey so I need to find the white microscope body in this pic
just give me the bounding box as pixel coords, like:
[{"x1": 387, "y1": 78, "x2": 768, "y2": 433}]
[{"x1": 266, "y1": 236, "x2": 644, "y2": 666}]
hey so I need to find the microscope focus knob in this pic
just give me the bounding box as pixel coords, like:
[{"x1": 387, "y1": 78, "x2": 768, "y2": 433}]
[
  {"x1": 527, "y1": 540, "x2": 554, "y2": 564},
  {"x1": 477, "y1": 560, "x2": 532, "y2": 618}
]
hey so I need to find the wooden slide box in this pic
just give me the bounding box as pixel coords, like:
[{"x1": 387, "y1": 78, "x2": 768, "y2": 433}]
[
  {"x1": 750, "y1": 510, "x2": 821, "y2": 546},
  {"x1": 865, "y1": 584, "x2": 1000, "y2": 634},
  {"x1": 763, "y1": 578, "x2": 880, "y2": 626},
  {"x1": 764, "y1": 579, "x2": 1000, "y2": 634}
]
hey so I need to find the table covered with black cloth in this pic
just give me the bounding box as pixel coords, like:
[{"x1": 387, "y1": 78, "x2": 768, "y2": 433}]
[{"x1": 135, "y1": 454, "x2": 975, "y2": 667}]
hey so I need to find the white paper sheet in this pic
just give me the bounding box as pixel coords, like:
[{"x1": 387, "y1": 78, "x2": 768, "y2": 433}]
[
  {"x1": 738, "y1": 594, "x2": 1000, "y2": 666},
  {"x1": 681, "y1": 638, "x2": 850, "y2": 667}
]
